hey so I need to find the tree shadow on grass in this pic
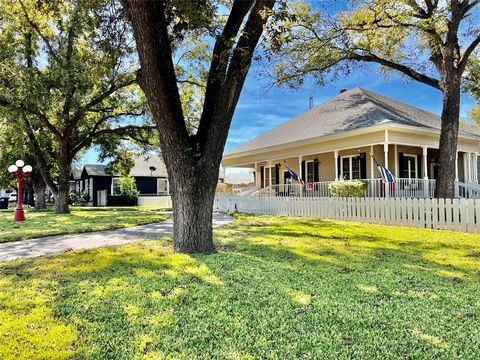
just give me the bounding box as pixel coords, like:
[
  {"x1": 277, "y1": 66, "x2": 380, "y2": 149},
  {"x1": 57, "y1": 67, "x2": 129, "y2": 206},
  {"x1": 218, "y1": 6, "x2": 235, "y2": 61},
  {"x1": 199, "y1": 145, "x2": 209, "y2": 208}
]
[{"x1": 1, "y1": 215, "x2": 480, "y2": 359}]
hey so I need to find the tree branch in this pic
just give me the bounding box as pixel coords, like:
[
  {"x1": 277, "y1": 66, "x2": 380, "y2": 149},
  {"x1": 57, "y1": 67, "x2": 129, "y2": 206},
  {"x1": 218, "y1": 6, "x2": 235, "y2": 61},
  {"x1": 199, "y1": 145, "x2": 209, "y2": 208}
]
[
  {"x1": 122, "y1": 0, "x2": 191, "y2": 154},
  {"x1": 0, "y1": 95, "x2": 63, "y2": 139},
  {"x1": 459, "y1": 34, "x2": 480, "y2": 71},
  {"x1": 200, "y1": 0, "x2": 276, "y2": 157},
  {"x1": 22, "y1": 117, "x2": 59, "y2": 195},
  {"x1": 19, "y1": 0, "x2": 61, "y2": 63},
  {"x1": 198, "y1": 0, "x2": 255, "y2": 136},
  {"x1": 70, "y1": 110, "x2": 146, "y2": 155},
  {"x1": 348, "y1": 52, "x2": 441, "y2": 89},
  {"x1": 65, "y1": 76, "x2": 137, "y2": 137}
]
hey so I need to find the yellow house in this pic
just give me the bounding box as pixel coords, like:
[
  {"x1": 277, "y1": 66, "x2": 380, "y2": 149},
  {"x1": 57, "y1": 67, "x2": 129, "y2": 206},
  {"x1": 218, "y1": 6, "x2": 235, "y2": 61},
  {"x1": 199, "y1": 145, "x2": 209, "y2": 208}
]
[{"x1": 222, "y1": 88, "x2": 480, "y2": 198}]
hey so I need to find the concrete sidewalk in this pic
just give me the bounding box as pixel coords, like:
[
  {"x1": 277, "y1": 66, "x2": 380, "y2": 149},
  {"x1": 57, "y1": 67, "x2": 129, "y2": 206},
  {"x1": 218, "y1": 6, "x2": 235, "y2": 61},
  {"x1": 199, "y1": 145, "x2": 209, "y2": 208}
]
[{"x1": 0, "y1": 212, "x2": 234, "y2": 262}]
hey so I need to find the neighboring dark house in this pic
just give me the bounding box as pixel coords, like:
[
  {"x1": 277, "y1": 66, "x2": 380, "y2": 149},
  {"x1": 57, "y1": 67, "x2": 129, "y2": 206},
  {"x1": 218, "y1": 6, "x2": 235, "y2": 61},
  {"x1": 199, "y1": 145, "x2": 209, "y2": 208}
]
[{"x1": 70, "y1": 154, "x2": 169, "y2": 206}]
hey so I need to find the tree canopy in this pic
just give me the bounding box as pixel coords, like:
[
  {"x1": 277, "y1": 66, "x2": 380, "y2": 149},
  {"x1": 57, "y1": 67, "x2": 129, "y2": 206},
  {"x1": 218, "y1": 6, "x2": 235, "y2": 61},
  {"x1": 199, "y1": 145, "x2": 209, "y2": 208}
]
[{"x1": 0, "y1": 0, "x2": 156, "y2": 212}]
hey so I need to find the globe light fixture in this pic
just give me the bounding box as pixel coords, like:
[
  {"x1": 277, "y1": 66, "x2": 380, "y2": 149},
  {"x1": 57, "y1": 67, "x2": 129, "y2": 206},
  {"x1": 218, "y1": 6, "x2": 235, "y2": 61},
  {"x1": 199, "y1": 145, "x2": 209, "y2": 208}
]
[{"x1": 7, "y1": 160, "x2": 32, "y2": 222}]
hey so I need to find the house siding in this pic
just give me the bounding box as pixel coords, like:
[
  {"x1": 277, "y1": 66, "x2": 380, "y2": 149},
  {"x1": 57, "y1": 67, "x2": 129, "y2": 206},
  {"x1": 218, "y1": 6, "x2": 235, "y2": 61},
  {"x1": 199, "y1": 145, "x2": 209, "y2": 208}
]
[
  {"x1": 135, "y1": 177, "x2": 158, "y2": 194},
  {"x1": 93, "y1": 177, "x2": 113, "y2": 206}
]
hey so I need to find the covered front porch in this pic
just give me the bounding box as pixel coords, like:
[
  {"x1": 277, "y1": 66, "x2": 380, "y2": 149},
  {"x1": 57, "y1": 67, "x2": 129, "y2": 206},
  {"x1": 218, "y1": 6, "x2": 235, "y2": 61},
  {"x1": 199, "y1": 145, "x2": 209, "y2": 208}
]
[{"x1": 226, "y1": 142, "x2": 480, "y2": 199}]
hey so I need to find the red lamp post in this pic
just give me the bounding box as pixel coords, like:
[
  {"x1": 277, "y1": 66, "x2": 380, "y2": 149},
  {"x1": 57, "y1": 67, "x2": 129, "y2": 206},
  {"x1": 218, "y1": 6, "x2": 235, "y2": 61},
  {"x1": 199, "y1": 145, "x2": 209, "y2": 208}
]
[{"x1": 8, "y1": 160, "x2": 32, "y2": 222}]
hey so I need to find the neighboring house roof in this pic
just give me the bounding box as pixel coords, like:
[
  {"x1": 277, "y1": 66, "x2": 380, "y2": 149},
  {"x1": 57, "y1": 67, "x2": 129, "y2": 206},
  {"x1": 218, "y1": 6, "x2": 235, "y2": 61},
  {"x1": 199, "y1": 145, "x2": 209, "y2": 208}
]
[
  {"x1": 84, "y1": 164, "x2": 110, "y2": 177},
  {"x1": 226, "y1": 87, "x2": 480, "y2": 155},
  {"x1": 78, "y1": 154, "x2": 168, "y2": 178},
  {"x1": 71, "y1": 168, "x2": 82, "y2": 180},
  {"x1": 130, "y1": 154, "x2": 168, "y2": 178}
]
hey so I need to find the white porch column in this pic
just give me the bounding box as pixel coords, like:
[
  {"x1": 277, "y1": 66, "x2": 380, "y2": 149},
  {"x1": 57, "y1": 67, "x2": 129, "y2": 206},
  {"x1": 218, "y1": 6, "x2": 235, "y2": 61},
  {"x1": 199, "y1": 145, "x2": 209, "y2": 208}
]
[
  {"x1": 383, "y1": 143, "x2": 389, "y2": 168},
  {"x1": 394, "y1": 144, "x2": 398, "y2": 177},
  {"x1": 268, "y1": 160, "x2": 272, "y2": 196},
  {"x1": 334, "y1": 151, "x2": 339, "y2": 180},
  {"x1": 298, "y1": 156, "x2": 302, "y2": 179},
  {"x1": 455, "y1": 152, "x2": 459, "y2": 182},
  {"x1": 468, "y1": 152, "x2": 472, "y2": 183},
  {"x1": 263, "y1": 163, "x2": 266, "y2": 189},
  {"x1": 422, "y1": 147, "x2": 428, "y2": 179},
  {"x1": 475, "y1": 153, "x2": 479, "y2": 183},
  {"x1": 384, "y1": 143, "x2": 389, "y2": 197},
  {"x1": 370, "y1": 145, "x2": 374, "y2": 179},
  {"x1": 254, "y1": 162, "x2": 258, "y2": 188}
]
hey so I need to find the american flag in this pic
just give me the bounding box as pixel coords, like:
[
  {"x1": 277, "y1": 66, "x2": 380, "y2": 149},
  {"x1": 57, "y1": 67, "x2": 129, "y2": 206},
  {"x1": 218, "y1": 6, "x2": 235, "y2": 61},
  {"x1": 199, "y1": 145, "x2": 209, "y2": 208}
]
[
  {"x1": 371, "y1": 155, "x2": 396, "y2": 183},
  {"x1": 285, "y1": 164, "x2": 305, "y2": 185}
]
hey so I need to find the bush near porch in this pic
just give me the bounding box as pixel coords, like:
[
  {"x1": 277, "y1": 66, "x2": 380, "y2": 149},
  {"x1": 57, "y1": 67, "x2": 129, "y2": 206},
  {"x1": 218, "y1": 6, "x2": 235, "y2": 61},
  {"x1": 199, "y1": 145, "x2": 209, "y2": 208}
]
[
  {"x1": 1, "y1": 214, "x2": 480, "y2": 359},
  {"x1": 329, "y1": 179, "x2": 369, "y2": 197}
]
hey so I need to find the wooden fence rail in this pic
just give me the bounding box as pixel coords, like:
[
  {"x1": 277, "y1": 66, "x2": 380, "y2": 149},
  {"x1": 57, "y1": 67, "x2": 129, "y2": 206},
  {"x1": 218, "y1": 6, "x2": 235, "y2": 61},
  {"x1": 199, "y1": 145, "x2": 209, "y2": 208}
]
[{"x1": 215, "y1": 195, "x2": 480, "y2": 233}]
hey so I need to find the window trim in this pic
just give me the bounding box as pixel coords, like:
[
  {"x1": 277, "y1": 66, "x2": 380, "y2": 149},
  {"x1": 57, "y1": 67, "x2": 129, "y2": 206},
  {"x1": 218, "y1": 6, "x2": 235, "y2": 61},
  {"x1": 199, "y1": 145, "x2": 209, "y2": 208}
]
[
  {"x1": 340, "y1": 155, "x2": 361, "y2": 180},
  {"x1": 305, "y1": 160, "x2": 316, "y2": 183},
  {"x1": 402, "y1": 154, "x2": 418, "y2": 179},
  {"x1": 157, "y1": 178, "x2": 170, "y2": 195},
  {"x1": 111, "y1": 177, "x2": 120, "y2": 195},
  {"x1": 265, "y1": 166, "x2": 277, "y2": 187}
]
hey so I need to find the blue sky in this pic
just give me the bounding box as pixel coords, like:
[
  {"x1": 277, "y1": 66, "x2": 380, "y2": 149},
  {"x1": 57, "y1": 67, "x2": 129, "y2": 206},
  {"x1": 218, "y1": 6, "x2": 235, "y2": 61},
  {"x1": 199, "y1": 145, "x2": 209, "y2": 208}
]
[{"x1": 81, "y1": 62, "x2": 477, "y2": 166}]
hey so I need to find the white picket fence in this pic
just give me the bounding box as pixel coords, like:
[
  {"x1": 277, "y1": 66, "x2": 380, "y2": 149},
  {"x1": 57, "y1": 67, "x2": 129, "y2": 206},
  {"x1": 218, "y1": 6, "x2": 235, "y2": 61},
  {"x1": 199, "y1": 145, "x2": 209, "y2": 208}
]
[{"x1": 215, "y1": 195, "x2": 480, "y2": 233}]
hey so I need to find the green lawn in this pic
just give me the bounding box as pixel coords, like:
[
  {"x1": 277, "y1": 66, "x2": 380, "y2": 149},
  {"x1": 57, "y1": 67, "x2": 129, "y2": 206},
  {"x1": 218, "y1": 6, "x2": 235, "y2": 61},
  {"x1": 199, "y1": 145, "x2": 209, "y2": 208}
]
[
  {"x1": 0, "y1": 209, "x2": 168, "y2": 243},
  {"x1": 1, "y1": 214, "x2": 480, "y2": 359}
]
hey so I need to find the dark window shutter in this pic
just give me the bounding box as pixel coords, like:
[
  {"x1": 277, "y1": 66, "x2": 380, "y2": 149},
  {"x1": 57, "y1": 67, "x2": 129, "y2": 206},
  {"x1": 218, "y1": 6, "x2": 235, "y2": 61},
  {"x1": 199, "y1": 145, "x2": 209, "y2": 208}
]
[
  {"x1": 275, "y1": 164, "x2": 280, "y2": 185},
  {"x1": 337, "y1": 156, "x2": 341, "y2": 178},
  {"x1": 313, "y1": 159, "x2": 319, "y2": 182},
  {"x1": 399, "y1": 153, "x2": 404, "y2": 178},
  {"x1": 360, "y1": 153, "x2": 367, "y2": 179},
  {"x1": 301, "y1": 160, "x2": 306, "y2": 180},
  {"x1": 417, "y1": 154, "x2": 422, "y2": 179},
  {"x1": 260, "y1": 166, "x2": 264, "y2": 188}
]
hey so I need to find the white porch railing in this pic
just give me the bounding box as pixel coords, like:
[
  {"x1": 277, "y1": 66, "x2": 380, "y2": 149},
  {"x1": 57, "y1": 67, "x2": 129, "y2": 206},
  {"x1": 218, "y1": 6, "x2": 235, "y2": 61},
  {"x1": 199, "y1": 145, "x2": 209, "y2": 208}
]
[
  {"x1": 456, "y1": 182, "x2": 480, "y2": 199},
  {"x1": 258, "y1": 178, "x2": 439, "y2": 199},
  {"x1": 239, "y1": 179, "x2": 480, "y2": 199}
]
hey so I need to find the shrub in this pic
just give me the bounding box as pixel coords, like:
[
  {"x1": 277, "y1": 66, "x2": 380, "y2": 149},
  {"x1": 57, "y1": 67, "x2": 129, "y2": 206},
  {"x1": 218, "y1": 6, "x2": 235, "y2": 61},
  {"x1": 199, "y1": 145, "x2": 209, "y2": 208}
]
[
  {"x1": 110, "y1": 176, "x2": 139, "y2": 206},
  {"x1": 328, "y1": 180, "x2": 368, "y2": 197},
  {"x1": 216, "y1": 182, "x2": 233, "y2": 194},
  {"x1": 69, "y1": 191, "x2": 89, "y2": 205},
  {"x1": 114, "y1": 176, "x2": 139, "y2": 198}
]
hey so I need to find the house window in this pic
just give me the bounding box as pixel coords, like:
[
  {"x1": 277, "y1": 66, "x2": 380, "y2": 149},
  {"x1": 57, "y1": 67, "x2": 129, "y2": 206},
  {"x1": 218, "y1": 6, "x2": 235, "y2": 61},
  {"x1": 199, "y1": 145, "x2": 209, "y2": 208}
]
[
  {"x1": 265, "y1": 167, "x2": 277, "y2": 187},
  {"x1": 401, "y1": 154, "x2": 417, "y2": 179},
  {"x1": 111, "y1": 177, "x2": 120, "y2": 194},
  {"x1": 157, "y1": 178, "x2": 169, "y2": 195},
  {"x1": 305, "y1": 161, "x2": 315, "y2": 183},
  {"x1": 340, "y1": 155, "x2": 361, "y2": 180}
]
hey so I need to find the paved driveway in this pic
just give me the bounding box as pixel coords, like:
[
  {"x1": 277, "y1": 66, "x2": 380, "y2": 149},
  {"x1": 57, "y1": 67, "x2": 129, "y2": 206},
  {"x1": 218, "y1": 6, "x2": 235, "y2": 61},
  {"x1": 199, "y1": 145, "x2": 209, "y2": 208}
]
[{"x1": 0, "y1": 212, "x2": 234, "y2": 262}]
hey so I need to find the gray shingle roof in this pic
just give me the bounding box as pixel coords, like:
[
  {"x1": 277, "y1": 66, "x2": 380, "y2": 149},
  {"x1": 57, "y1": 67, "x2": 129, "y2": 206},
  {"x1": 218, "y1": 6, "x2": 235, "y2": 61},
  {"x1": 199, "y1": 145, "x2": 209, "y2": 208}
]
[
  {"x1": 84, "y1": 164, "x2": 110, "y2": 176},
  {"x1": 226, "y1": 87, "x2": 479, "y2": 155},
  {"x1": 130, "y1": 154, "x2": 167, "y2": 177},
  {"x1": 82, "y1": 154, "x2": 168, "y2": 177}
]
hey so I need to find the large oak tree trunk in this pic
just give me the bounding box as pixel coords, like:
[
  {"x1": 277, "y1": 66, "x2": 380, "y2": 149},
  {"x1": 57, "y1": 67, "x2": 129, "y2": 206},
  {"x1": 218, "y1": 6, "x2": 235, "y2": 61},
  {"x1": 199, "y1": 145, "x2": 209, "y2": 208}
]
[
  {"x1": 170, "y1": 165, "x2": 218, "y2": 253},
  {"x1": 436, "y1": 82, "x2": 461, "y2": 199},
  {"x1": 124, "y1": 0, "x2": 274, "y2": 252}
]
